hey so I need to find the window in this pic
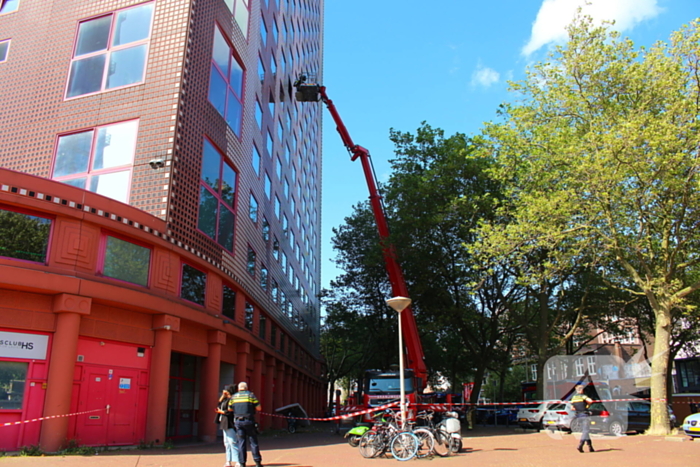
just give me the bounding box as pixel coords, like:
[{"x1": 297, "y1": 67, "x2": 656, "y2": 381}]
[
  {"x1": 66, "y1": 3, "x2": 153, "y2": 98},
  {"x1": 271, "y1": 280, "x2": 278, "y2": 303},
  {"x1": 249, "y1": 193, "x2": 258, "y2": 224},
  {"x1": 244, "y1": 302, "x2": 254, "y2": 330},
  {"x1": 0, "y1": 207, "x2": 51, "y2": 263},
  {"x1": 586, "y1": 356, "x2": 597, "y2": 375},
  {"x1": 575, "y1": 358, "x2": 585, "y2": 377},
  {"x1": 530, "y1": 364, "x2": 537, "y2": 382},
  {"x1": 0, "y1": 39, "x2": 9, "y2": 62},
  {"x1": 222, "y1": 285, "x2": 236, "y2": 319},
  {"x1": 270, "y1": 323, "x2": 277, "y2": 348},
  {"x1": 53, "y1": 120, "x2": 138, "y2": 203},
  {"x1": 102, "y1": 234, "x2": 150, "y2": 286},
  {"x1": 262, "y1": 218, "x2": 270, "y2": 242},
  {"x1": 247, "y1": 246, "x2": 256, "y2": 276},
  {"x1": 225, "y1": 0, "x2": 250, "y2": 38},
  {"x1": 260, "y1": 265, "x2": 268, "y2": 290},
  {"x1": 252, "y1": 144, "x2": 261, "y2": 176},
  {"x1": 272, "y1": 237, "x2": 279, "y2": 260},
  {"x1": 0, "y1": 0, "x2": 19, "y2": 15},
  {"x1": 198, "y1": 140, "x2": 237, "y2": 251},
  {"x1": 264, "y1": 173, "x2": 271, "y2": 199},
  {"x1": 259, "y1": 314, "x2": 267, "y2": 340},
  {"x1": 260, "y1": 16, "x2": 267, "y2": 48},
  {"x1": 209, "y1": 26, "x2": 245, "y2": 136},
  {"x1": 0, "y1": 361, "x2": 27, "y2": 410},
  {"x1": 180, "y1": 263, "x2": 206, "y2": 306}
]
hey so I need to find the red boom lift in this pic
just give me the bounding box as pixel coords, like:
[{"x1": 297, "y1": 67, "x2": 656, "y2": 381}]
[{"x1": 294, "y1": 74, "x2": 429, "y2": 417}]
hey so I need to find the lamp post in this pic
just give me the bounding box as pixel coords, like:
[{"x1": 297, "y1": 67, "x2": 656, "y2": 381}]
[{"x1": 386, "y1": 296, "x2": 412, "y2": 428}]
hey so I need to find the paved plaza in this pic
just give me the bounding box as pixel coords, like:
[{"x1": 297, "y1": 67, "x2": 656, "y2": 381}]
[{"x1": 0, "y1": 424, "x2": 697, "y2": 467}]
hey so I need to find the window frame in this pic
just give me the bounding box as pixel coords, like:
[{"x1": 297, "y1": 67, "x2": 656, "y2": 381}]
[
  {"x1": 197, "y1": 138, "x2": 238, "y2": 251},
  {"x1": 209, "y1": 24, "x2": 246, "y2": 137},
  {"x1": 179, "y1": 262, "x2": 207, "y2": 306},
  {"x1": 51, "y1": 119, "x2": 139, "y2": 203},
  {"x1": 0, "y1": 204, "x2": 53, "y2": 264},
  {"x1": 65, "y1": 2, "x2": 154, "y2": 99},
  {"x1": 97, "y1": 230, "x2": 152, "y2": 287}
]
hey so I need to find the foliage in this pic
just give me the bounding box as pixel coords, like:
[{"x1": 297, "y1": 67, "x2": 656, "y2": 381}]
[
  {"x1": 0, "y1": 209, "x2": 51, "y2": 262},
  {"x1": 19, "y1": 444, "x2": 43, "y2": 456},
  {"x1": 473, "y1": 15, "x2": 700, "y2": 434}
]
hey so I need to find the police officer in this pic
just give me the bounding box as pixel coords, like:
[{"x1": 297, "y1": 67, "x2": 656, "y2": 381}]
[
  {"x1": 229, "y1": 381, "x2": 263, "y2": 467},
  {"x1": 571, "y1": 384, "x2": 594, "y2": 453}
]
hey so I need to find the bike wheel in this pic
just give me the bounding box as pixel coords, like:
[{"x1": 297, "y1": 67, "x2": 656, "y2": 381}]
[
  {"x1": 412, "y1": 427, "x2": 435, "y2": 458},
  {"x1": 433, "y1": 428, "x2": 454, "y2": 457},
  {"x1": 390, "y1": 431, "x2": 419, "y2": 461},
  {"x1": 287, "y1": 422, "x2": 296, "y2": 434},
  {"x1": 358, "y1": 431, "x2": 378, "y2": 458}
]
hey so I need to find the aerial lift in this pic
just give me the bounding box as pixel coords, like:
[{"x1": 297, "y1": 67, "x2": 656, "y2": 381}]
[{"x1": 294, "y1": 74, "x2": 429, "y2": 417}]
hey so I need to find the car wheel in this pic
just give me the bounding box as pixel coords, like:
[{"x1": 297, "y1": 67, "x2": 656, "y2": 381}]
[{"x1": 608, "y1": 420, "x2": 625, "y2": 436}]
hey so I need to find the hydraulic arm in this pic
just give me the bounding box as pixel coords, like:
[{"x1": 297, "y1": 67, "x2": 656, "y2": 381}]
[{"x1": 294, "y1": 75, "x2": 428, "y2": 387}]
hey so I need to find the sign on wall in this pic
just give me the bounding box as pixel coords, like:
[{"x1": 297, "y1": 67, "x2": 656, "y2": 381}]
[{"x1": 0, "y1": 331, "x2": 49, "y2": 360}]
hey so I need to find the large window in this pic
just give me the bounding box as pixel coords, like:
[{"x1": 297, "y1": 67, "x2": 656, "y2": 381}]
[
  {"x1": 0, "y1": 207, "x2": 51, "y2": 263},
  {"x1": 53, "y1": 120, "x2": 138, "y2": 203},
  {"x1": 198, "y1": 140, "x2": 237, "y2": 251},
  {"x1": 180, "y1": 263, "x2": 206, "y2": 306},
  {"x1": 0, "y1": 361, "x2": 27, "y2": 410},
  {"x1": 209, "y1": 27, "x2": 245, "y2": 136},
  {"x1": 102, "y1": 234, "x2": 150, "y2": 286},
  {"x1": 66, "y1": 2, "x2": 154, "y2": 98}
]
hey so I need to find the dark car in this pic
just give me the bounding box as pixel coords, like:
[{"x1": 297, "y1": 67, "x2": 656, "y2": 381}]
[{"x1": 576, "y1": 400, "x2": 676, "y2": 435}]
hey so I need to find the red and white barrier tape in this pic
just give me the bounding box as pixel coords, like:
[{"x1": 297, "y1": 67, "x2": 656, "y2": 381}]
[
  {"x1": 262, "y1": 401, "x2": 399, "y2": 422},
  {"x1": 1, "y1": 408, "x2": 105, "y2": 428}
]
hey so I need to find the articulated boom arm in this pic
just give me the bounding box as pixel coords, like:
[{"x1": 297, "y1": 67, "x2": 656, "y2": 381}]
[{"x1": 295, "y1": 78, "x2": 428, "y2": 387}]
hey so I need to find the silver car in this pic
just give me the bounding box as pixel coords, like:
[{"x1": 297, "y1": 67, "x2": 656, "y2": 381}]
[
  {"x1": 541, "y1": 402, "x2": 576, "y2": 432},
  {"x1": 517, "y1": 401, "x2": 559, "y2": 431}
]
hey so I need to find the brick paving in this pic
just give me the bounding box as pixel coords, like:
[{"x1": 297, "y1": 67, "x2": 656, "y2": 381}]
[{"x1": 0, "y1": 424, "x2": 697, "y2": 467}]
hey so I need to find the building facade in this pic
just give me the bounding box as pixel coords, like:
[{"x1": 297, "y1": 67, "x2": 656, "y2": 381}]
[{"x1": 0, "y1": 0, "x2": 324, "y2": 451}]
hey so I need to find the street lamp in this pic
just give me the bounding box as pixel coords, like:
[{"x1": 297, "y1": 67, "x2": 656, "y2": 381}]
[{"x1": 386, "y1": 296, "x2": 412, "y2": 428}]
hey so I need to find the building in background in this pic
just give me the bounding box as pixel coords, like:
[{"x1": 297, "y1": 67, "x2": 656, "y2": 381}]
[{"x1": 0, "y1": 0, "x2": 324, "y2": 451}]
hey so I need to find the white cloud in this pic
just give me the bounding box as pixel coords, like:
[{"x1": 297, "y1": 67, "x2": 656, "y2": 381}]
[
  {"x1": 471, "y1": 63, "x2": 500, "y2": 88},
  {"x1": 522, "y1": 0, "x2": 662, "y2": 56}
]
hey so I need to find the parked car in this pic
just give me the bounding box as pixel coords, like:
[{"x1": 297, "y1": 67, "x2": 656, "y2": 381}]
[
  {"x1": 681, "y1": 412, "x2": 700, "y2": 438},
  {"x1": 517, "y1": 401, "x2": 559, "y2": 431},
  {"x1": 578, "y1": 400, "x2": 677, "y2": 435},
  {"x1": 541, "y1": 402, "x2": 576, "y2": 432}
]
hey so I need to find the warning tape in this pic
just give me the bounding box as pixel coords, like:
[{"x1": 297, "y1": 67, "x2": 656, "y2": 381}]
[
  {"x1": 1, "y1": 408, "x2": 105, "y2": 428},
  {"x1": 262, "y1": 401, "x2": 400, "y2": 422}
]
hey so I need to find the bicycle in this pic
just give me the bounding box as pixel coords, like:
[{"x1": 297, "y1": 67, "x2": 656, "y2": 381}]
[{"x1": 357, "y1": 410, "x2": 419, "y2": 461}]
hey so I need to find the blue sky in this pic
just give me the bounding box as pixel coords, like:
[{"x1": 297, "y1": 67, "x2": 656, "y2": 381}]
[{"x1": 319, "y1": 0, "x2": 698, "y2": 292}]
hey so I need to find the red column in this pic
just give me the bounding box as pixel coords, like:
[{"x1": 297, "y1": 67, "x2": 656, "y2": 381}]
[
  {"x1": 145, "y1": 315, "x2": 180, "y2": 445},
  {"x1": 285, "y1": 366, "x2": 293, "y2": 408},
  {"x1": 263, "y1": 356, "x2": 276, "y2": 429},
  {"x1": 200, "y1": 330, "x2": 226, "y2": 443},
  {"x1": 237, "y1": 342, "x2": 250, "y2": 384},
  {"x1": 251, "y1": 349, "x2": 264, "y2": 402},
  {"x1": 40, "y1": 294, "x2": 92, "y2": 452},
  {"x1": 275, "y1": 362, "x2": 286, "y2": 425}
]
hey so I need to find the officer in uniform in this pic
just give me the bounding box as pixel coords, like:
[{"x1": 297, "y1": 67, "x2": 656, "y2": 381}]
[
  {"x1": 229, "y1": 381, "x2": 263, "y2": 467},
  {"x1": 571, "y1": 384, "x2": 595, "y2": 453}
]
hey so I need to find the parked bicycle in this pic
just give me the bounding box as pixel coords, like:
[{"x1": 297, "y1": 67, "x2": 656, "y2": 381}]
[{"x1": 358, "y1": 410, "x2": 419, "y2": 461}]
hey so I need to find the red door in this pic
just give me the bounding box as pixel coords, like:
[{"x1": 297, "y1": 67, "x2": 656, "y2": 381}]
[{"x1": 73, "y1": 366, "x2": 143, "y2": 446}]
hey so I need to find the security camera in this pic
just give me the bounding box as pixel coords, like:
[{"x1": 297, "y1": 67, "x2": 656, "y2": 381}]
[{"x1": 149, "y1": 158, "x2": 165, "y2": 169}]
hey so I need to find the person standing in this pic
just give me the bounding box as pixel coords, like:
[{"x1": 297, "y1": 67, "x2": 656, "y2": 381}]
[
  {"x1": 230, "y1": 381, "x2": 263, "y2": 467},
  {"x1": 571, "y1": 384, "x2": 595, "y2": 453},
  {"x1": 216, "y1": 385, "x2": 238, "y2": 467}
]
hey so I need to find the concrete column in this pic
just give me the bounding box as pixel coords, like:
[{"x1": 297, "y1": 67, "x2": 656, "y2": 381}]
[
  {"x1": 263, "y1": 356, "x2": 276, "y2": 429},
  {"x1": 40, "y1": 294, "x2": 91, "y2": 452},
  {"x1": 199, "y1": 330, "x2": 226, "y2": 443},
  {"x1": 145, "y1": 315, "x2": 180, "y2": 445}
]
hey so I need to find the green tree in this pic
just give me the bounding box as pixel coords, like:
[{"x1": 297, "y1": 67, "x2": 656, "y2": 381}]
[{"x1": 474, "y1": 16, "x2": 700, "y2": 434}]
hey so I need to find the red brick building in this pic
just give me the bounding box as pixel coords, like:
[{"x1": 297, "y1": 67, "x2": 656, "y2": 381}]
[{"x1": 0, "y1": 0, "x2": 324, "y2": 451}]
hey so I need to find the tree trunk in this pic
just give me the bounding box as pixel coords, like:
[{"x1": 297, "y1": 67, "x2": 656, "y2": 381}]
[{"x1": 647, "y1": 306, "x2": 672, "y2": 435}]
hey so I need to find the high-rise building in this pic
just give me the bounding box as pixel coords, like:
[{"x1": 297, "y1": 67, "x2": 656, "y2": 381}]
[{"x1": 0, "y1": 0, "x2": 324, "y2": 451}]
